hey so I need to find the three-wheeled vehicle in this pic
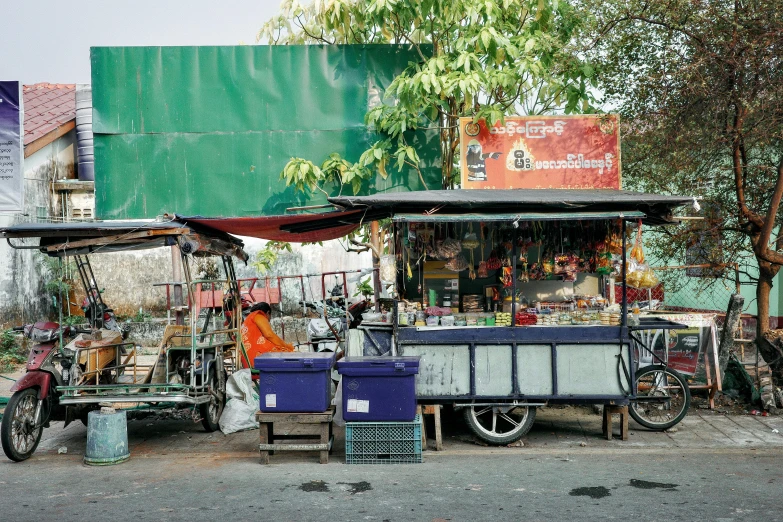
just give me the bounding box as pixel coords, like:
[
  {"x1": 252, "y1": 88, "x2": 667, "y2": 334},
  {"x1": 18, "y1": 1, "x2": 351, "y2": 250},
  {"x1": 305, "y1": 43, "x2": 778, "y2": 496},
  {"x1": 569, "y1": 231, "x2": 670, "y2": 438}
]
[{"x1": 1, "y1": 219, "x2": 249, "y2": 461}]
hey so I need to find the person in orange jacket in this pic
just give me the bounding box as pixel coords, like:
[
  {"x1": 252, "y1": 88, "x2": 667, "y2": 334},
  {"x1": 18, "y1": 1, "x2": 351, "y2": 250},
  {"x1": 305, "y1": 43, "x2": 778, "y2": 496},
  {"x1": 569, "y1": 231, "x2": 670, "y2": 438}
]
[{"x1": 240, "y1": 302, "x2": 294, "y2": 368}]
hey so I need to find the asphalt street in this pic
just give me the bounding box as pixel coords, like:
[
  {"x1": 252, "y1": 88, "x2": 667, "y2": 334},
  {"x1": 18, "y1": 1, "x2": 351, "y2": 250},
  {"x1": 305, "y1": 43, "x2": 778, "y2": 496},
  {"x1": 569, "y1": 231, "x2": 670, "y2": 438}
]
[{"x1": 1, "y1": 447, "x2": 781, "y2": 522}]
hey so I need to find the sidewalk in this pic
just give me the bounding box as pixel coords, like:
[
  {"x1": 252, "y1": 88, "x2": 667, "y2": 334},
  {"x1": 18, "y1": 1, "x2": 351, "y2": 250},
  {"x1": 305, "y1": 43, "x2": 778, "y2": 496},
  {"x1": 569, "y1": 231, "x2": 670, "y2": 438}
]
[{"x1": 2, "y1": 403, "x2": 779, "y2": 466}]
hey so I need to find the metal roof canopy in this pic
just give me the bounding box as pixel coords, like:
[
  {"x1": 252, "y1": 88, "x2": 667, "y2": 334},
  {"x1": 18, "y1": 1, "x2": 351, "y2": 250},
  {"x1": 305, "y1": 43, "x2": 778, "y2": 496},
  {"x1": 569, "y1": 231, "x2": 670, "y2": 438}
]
[
  {"x1": 393, "y1": 211, "x2": 646, "y2": 223},
  {"x1": 330, "y1": 189, "x2": 694, "y2": 225},
  {"x1": 0, "y1": 219, "x2": 247, "y2": 259}
]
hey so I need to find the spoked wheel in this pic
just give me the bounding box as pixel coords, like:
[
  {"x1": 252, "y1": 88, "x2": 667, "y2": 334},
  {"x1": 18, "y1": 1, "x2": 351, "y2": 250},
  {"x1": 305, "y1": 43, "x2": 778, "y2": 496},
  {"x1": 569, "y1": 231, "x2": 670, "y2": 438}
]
[
  {"x1": 630, "y1": 364, "x2": 691, "y2": 430},
  {"x1": 199, "y1": 370, "x2": 224, "y2": 432},
  {"x1": 1, "y1": 389, "x2": 45, "y2": 462},
  {"x1": 463, "y1": 405, "x2": 537, "y2": 445}
]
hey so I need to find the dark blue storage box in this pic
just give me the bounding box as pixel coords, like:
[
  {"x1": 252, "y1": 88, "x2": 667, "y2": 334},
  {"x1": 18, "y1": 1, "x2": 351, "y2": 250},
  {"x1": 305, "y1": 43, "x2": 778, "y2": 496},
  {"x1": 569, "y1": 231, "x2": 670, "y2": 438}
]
[
  {"x1": 254, "y1": 352, "x2": 336, "y2": 412},
  {"x1": 337, "y1": 356, "x2": 420, "y2": 421}
]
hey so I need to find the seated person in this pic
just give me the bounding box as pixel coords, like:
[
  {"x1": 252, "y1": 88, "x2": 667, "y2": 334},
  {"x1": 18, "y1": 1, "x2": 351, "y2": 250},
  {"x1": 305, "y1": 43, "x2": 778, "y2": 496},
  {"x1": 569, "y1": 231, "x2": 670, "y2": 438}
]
[{"x1": 240, "y1": 302, "x2": 294, "y2": 368}]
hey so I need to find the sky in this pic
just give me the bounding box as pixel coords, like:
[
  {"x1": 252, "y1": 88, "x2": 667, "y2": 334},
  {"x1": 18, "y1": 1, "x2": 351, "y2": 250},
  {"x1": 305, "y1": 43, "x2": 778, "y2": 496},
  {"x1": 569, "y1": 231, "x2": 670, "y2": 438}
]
[{"x1": 1, "y1": 0, "x2": 281, "y2": 85}]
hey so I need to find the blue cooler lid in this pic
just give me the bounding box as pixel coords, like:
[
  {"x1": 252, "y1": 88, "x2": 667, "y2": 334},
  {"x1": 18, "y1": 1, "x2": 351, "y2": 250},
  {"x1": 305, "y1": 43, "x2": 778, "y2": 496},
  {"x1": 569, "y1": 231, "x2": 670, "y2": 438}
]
[
  {"x1": 337, "y1": 356, "x2": 420, "y2": 376},
  {"x1": 254, "y1": 351, "x2": 336, "y2": 371}
]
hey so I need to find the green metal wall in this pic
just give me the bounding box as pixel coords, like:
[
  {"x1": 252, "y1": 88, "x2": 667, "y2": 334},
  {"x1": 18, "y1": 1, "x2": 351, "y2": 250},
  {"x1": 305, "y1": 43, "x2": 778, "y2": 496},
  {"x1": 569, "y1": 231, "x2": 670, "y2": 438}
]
[{"x1": 91, "y1": 45, "x2": 440, "y2": 218}]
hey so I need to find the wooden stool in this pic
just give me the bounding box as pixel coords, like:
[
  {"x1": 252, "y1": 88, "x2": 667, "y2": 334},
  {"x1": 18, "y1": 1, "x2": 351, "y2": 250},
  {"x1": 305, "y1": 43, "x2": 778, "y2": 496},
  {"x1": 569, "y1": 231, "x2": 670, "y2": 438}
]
[
  {"x1": 256, "y1": 407, "x2": 334, "y2": 464},
  {"x1": 416, "y1": 404, "x2": 443, "y2": 451},
  {"x1": 601, "y1": 405, "x2": 629, "y2": 441}
]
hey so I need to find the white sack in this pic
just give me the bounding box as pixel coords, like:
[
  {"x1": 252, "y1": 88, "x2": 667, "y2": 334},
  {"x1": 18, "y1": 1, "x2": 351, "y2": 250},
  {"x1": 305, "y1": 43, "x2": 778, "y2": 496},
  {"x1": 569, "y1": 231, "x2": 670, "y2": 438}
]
[{"x1": 219, "y1": 369, "x2": 260, "y2": 434}]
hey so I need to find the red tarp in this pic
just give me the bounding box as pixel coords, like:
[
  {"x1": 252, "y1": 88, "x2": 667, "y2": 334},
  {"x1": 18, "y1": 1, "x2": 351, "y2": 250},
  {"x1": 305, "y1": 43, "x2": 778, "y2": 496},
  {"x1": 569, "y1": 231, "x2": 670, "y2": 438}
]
[{"x1": 182, "y1": 210, "x2": 364, "y2": 243}]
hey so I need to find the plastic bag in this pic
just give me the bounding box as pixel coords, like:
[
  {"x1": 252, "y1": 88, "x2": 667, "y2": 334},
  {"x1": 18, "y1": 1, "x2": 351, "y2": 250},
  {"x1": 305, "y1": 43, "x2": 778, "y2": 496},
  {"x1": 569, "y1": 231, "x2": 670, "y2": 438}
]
[
  {"x1": 379, "y1": 254, "x2": 397, "y2": 283},
  {"x1": 219, "y1": 369, "x2": 260, "y2": 434},
  {"x1": 331, "y1": 379, "x2": 345, "y2": 427},
  {"x1": 626, "y1": 261, "x2": 659, "y2": 289}
]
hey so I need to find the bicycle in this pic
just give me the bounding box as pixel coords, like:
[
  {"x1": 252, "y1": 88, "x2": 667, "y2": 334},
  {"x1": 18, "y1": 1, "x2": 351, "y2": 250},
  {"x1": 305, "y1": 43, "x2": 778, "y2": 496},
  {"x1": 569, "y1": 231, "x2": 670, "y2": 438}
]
[{"x1": 627, "y1": 318, "x2": 692, "y2": 430}]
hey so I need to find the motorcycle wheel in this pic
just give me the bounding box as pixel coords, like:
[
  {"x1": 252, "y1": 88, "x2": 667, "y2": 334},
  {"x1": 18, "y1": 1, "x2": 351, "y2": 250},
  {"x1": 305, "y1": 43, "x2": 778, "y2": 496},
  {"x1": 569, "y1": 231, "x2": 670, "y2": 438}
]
[
  {"x1": 199, "y1": 370, "x2": 224, "y2": 432},
  {"x1": 1, "y1": 389, "x2": 45, "y2": 462}
]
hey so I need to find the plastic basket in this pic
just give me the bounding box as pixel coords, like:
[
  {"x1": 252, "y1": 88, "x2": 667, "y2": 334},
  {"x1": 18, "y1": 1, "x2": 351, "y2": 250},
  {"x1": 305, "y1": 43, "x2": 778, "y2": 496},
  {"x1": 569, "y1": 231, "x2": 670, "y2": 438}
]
[{"x1": 345, "y1": 415, "x2": 423, "y2": 464}]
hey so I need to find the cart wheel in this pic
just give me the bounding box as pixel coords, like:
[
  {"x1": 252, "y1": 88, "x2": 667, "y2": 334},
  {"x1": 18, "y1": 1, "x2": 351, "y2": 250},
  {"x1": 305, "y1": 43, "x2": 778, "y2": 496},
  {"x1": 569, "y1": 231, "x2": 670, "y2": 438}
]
[
  {"x1": 1, "y1": 389, "x2": 45, "y2": 462},
  {"x1": 630, "y1": 365, "x2": 691, "y2": 430},
  {"x1": 463, "y1": 404, "x2": 536, "y2": 445},
  {"x1": 199, "y1": 370, "x2": 224, "y2": 432}
]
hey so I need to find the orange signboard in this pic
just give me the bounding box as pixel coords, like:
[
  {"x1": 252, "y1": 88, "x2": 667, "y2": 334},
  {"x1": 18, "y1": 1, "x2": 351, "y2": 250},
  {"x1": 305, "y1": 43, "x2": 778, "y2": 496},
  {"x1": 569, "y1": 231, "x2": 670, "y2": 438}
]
[{"x1": 459, "y1": 115, "x2": 621, "y2": 190}]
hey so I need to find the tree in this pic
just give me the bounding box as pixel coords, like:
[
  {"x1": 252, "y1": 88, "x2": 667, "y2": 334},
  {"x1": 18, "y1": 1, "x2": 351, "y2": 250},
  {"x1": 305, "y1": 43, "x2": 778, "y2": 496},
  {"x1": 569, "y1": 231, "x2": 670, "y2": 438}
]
[
  {"x1": 259, "y1": 0, "x2": 598, "y2": 194},
  {"x1": 586, "y1": 0, "x2": 783, "y2": 378}
]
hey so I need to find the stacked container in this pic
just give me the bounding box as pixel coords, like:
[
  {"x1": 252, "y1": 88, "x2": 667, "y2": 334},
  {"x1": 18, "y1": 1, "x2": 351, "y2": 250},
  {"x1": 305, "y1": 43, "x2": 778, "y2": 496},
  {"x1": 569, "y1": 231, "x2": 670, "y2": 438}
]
[
  {"x1": 254, "y1": 352, "x2": 336, "y2": 412},
  {"x1": 336, "y1": 356, "x2": 420, "y2": 421}
]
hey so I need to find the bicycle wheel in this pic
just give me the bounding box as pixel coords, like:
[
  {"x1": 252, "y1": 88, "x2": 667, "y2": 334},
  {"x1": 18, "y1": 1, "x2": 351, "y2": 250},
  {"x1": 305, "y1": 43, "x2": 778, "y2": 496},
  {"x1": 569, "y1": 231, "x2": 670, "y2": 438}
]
[{"x1": 630, "y1": 364, "x2": 691, "y2": 430}]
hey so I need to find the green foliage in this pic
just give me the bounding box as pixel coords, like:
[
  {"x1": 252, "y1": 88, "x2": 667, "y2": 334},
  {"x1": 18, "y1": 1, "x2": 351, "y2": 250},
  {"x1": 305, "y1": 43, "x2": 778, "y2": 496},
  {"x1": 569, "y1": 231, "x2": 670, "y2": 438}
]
[
  {"x1": 62, "y1": 315, "x2": 88, "y2": 327},
  {"x1": 252, "y1": 241, "x2": 294, "y2": 274},
  {"x1": 36, "y1": 255, "x2": 75, "y2": 311},
  {"x1": 353, "y1": 277, "x2": 374, "y2": 299},
  {"x1": 585, "y1": 0, "x2": 783, "y2": 286},
  {"x1": 132, "y1": 308, "x2": 153, "y2": 323},
  {"x1": 261, "y1": 0, "x2": 598, "y2": 192},
  {"x1": 0, "y1": 330, "x2": 25, "y2": 373}
]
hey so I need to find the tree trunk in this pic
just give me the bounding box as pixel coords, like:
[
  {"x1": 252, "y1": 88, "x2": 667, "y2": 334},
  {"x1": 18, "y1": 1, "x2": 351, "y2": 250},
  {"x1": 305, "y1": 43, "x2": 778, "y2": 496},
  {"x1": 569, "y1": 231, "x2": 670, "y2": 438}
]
[
  {"x1": 756, "y1": 269, "x2": 773, "y2": 339},
  {"x1": 755, "y1": 268, "x2": 783, "y2": 383}
]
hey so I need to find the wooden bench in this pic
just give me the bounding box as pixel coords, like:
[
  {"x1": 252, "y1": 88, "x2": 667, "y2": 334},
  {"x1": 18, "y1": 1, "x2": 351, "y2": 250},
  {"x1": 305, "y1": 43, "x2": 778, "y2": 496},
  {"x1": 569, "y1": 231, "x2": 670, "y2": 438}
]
[{"x1": 256, "y1": 407, "x2": 335, "y2": 464}]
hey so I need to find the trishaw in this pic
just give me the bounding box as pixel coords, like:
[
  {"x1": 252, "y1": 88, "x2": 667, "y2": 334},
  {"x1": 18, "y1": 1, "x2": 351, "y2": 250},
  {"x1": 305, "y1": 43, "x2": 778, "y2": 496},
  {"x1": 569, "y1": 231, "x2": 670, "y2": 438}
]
[
  {"x1": 1, "y1": 219, "x2": 249, "y2": 461},
  {"x1": 317, "y1": 189, "x2": 695, "y2": 444}
]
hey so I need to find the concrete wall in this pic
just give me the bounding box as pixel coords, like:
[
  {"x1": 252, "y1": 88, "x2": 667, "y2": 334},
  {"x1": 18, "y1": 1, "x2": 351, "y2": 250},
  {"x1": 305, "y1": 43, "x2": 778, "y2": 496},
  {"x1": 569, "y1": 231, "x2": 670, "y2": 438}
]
[{"x1": 0, "y1": 130, "x2": 77, "y2": 327}]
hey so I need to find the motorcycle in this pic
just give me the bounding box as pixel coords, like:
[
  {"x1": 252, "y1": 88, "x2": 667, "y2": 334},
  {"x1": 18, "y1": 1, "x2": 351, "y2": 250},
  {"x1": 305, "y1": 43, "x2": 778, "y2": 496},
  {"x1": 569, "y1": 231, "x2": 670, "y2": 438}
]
[
  {"x1": 301, "y1": 278, "x2": 370, "y2": 353},
  {"x1": 1, "y1": 322, "x2": 90, "y2": 462}
]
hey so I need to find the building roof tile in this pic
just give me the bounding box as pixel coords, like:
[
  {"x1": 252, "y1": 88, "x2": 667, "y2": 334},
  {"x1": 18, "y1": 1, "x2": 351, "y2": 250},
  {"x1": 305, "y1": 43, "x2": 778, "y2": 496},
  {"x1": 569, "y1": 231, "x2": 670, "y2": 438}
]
[{"x1": 22, "y1": 83, "x2": 76, "y2": 146}]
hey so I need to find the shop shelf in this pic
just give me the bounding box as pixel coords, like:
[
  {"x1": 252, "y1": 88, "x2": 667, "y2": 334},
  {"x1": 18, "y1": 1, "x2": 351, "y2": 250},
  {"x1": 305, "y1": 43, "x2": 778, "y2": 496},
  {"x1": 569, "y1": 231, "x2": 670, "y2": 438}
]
[{"x1": 345, "y1": 415, "x2": 423, "y2": 464}]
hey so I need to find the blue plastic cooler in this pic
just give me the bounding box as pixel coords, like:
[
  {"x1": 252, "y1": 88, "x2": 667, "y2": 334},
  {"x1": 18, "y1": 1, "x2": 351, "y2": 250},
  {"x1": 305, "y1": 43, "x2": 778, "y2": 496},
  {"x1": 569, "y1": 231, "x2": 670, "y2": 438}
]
[
  {"x1": 337, "y1": 356, "x2": 420, "y2": 421},
  {"x1": 254, "y1": 352, "x2": 336, "y2": 412}
]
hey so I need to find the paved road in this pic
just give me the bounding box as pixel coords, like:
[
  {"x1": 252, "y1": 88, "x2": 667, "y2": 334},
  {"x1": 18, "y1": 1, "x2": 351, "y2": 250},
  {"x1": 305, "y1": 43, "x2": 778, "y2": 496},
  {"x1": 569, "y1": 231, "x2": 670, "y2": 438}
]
[
  {"x1": 1, "y1": 405, "x2": 782, "y2": 522},
  {"x1": 0, "y1": 448, "x2": 781, "y2": 521}
]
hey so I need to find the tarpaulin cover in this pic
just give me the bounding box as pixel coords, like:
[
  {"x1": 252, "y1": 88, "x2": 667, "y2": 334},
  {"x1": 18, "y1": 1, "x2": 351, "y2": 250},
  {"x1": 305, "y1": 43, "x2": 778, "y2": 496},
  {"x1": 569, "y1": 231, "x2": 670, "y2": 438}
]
[
  {"x1": 180, "y1": 210, "x2": 367, "y2": 242},
  {"x1": 91, "y1": 45, "x2": 440, "y2": 220},
  {"x1": 329, "y1": 189, "x2": 694, "y2": 224}
]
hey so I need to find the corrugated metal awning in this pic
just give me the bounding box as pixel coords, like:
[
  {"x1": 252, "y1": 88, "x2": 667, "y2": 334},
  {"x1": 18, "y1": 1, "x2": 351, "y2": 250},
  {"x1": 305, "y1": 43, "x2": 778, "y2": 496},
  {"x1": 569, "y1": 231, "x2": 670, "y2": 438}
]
[{"x1": 393, "y1": 211, "x2": 645, "y2": 222}]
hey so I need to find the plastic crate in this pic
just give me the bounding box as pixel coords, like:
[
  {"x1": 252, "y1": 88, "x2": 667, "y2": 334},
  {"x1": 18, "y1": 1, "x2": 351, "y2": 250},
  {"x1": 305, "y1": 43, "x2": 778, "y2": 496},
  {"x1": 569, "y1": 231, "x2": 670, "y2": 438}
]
[{"x1": 345, "y1": 415, "x2": 423, "y2": 464}]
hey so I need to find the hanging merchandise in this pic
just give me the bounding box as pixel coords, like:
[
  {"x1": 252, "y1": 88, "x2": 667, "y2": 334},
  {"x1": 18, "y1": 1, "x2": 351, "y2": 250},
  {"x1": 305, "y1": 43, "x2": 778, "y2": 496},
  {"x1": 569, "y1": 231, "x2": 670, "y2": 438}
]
[
  {"x1": 630, "y1": 220, "x2": 645, "y2": 263},
  {"x1": 445, "y1": 253, "x2": 469, "y2": 272},
  {"x1": 477, "y1": 223, "x2": 488, "y2": 278},
  {"x1": 463, "y1": 225, "x2": 479, "y2": 280},
  {"x1": 501, "y1": 266, "x2": 514, "y2": 287},
  {"x1": 625, "y1": 220, "x2": 659, "y2": 288},
  {"x1": 438, "y1": 237, "x2": 462, "y2": 259},
  {"x1": 380, "y1": 254, "x2": 397, "y2": 283}
]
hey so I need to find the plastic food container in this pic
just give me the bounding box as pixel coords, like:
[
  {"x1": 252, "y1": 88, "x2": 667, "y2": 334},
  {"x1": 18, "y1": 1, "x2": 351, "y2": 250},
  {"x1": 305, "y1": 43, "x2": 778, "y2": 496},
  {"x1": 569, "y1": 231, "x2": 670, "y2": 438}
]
[
  {"x1": 415, "y1": 311, "x2": 427, "y2": 323},
  {"x1": 337, "y1": 356, "x2": 420, "y2": 421},
  {"x1": 254, "y1": 352, "x2": 336, "y2": 412},
  {"x1": 440, "y1": 315, "x2": 455, "y2": 327},
  {"x1": 426, "y1": 315, "x2": 440, "y2": 326},
  {"x1": 362, "y1": 311, "x2": 382, "y2": 322}
]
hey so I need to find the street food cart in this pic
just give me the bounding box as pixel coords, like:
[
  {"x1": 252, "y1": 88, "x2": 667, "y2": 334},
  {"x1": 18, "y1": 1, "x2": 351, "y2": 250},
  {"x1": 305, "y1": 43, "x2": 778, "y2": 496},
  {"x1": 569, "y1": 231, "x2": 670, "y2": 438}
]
[
  {"x1": 317, "y1": 189, "x2": 695, "y2": 444},
  {"x1": 1, "y1": 219, "x2": 248, "y2": 461}
]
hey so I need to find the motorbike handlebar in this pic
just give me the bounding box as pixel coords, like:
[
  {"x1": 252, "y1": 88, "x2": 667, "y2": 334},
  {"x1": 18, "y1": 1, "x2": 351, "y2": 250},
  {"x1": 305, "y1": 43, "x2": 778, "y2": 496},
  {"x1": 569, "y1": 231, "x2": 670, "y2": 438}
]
[{"x1": 11, "y1": 326, "x2": 25, "y2": 332}]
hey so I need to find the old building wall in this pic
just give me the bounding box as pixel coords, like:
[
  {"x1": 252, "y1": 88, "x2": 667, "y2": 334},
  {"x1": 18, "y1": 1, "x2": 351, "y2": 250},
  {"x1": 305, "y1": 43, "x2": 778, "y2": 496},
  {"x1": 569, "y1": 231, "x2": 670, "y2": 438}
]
[{"x1": 0, "y1": 131, "x2": 76, "y2": 327}]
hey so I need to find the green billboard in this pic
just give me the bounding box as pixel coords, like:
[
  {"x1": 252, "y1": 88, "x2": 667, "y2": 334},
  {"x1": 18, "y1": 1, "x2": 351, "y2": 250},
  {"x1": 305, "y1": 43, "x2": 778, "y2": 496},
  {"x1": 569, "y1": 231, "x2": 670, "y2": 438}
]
[{"x1": 91, "y1": 45, "x2": 439, "y2": 219}]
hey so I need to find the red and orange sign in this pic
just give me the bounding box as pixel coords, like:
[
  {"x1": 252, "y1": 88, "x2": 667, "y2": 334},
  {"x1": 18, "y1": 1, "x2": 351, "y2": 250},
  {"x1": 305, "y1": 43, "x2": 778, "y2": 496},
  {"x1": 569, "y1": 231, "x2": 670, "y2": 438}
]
[{"x1": 459, "y1": 115, "x2": 621, "y2": 190}]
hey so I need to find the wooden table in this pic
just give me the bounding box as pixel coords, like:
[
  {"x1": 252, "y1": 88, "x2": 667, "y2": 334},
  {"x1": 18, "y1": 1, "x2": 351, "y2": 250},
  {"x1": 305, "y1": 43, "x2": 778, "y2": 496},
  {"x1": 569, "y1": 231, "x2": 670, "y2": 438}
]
[{"x1": 256, "y1": 407, "x2": 335, "y2": 464}]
